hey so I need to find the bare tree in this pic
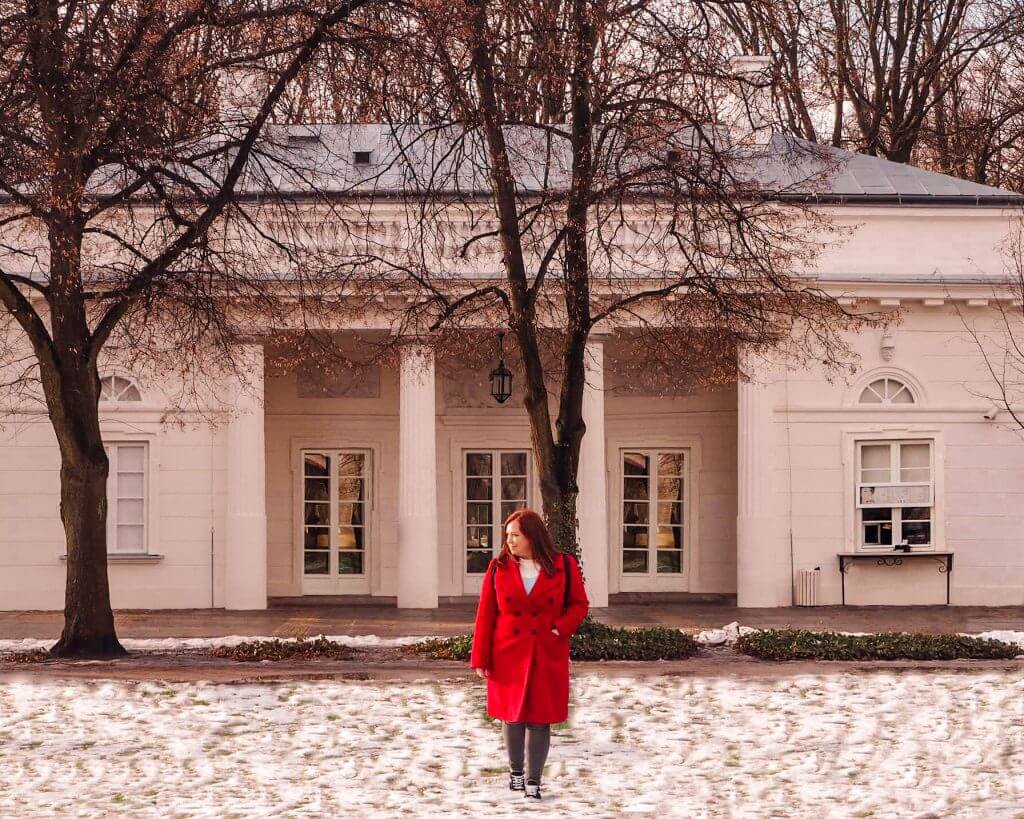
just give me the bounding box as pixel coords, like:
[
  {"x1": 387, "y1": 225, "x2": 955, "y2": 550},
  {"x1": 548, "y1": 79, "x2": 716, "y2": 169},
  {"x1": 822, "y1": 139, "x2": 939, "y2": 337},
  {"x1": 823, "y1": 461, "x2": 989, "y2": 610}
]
[
  {"x1": 0, "y1": 0, "x2": 381, "y2": 657},
  {"x1": 346, "y1": 0, "x2": 881, "y2": 557},
  {"x1": 707, "y1": 0, "x2": 1021, "y2": 162},
  {"x1": 957, "y1": 222, "x2": 1024, "y2": 432}
]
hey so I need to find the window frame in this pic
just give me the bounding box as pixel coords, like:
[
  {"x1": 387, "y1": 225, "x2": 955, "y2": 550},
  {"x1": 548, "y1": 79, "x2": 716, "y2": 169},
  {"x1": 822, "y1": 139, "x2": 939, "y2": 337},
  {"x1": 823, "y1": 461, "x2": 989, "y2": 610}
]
[
  {"x1": 299, "y1": 448, "x2": 372, "y2": 578},
  {"x1": 462, "y1": 448, "x2": 533, "y2": 576},
  {"x1": 105, "y1": 441, "x2": 149, "y2": 555},
  {"x1": 844, "y1": 432, "x2": 944, "y2": 555},
  {"x1": 618, "y1": 448, "x2": 690, "y2": 579}
]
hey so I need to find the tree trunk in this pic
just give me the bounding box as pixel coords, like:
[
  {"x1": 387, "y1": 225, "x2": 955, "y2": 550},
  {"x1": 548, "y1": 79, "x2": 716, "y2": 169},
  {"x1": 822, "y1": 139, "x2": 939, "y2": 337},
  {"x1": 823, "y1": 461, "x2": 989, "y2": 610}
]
[{"x1": 50, "y1": 418, "x2": 125, "y2": 658}]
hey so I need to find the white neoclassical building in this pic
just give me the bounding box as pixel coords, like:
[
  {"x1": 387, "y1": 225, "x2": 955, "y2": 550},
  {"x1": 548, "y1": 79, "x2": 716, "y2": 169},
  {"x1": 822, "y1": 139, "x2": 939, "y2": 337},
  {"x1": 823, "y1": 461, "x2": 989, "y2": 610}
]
[{"x1": 2, "y1": 127, "x2": 1024, "y2": 611}]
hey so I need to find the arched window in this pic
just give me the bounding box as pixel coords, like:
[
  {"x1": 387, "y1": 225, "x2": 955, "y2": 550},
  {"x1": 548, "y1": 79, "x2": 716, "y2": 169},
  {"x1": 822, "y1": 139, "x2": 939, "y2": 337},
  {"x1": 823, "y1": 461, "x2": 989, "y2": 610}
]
[
  {"x1": 858, "y1": 377, "x2": 914, "y2": 405},
  {"x1": 100, "y1": 375, "x2": 142, "y2": 402}
]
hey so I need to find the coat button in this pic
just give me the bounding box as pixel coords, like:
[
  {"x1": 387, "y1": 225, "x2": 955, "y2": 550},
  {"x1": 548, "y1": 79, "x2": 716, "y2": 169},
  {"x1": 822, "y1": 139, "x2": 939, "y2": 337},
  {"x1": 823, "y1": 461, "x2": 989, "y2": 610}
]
[
  {"x1": 531, "y1": 629, "x2": 537, "y2": 635},
  {"x1": 513, "y1": 628, "x2": 520, "y2": 635},
  {"x1": 531, "y1": 611, "x2": 538, "y2": 617},
  {"x1": 548, "y1": 597, "x2": 554, "y2": 604},
  {"x1": 505, "y1": 596, "x2": 511, "y2": 602},
  {"x1": 514, "y1": 611, "x2": 521, "y2": 617}
]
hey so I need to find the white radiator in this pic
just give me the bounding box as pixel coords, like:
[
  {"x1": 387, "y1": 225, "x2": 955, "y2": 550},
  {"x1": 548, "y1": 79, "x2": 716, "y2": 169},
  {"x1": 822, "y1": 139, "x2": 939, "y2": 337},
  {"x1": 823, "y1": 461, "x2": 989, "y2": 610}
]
[{"x1": 795, "y1": 568, "x2": 820, "y2": 606}]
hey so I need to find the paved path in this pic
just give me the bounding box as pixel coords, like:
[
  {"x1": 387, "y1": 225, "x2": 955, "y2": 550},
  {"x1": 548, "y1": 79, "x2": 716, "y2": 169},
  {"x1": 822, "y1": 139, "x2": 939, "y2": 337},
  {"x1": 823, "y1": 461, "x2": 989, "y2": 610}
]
[{"x1": 1, "y1": 603, "x2": 1023, "y2": 639}]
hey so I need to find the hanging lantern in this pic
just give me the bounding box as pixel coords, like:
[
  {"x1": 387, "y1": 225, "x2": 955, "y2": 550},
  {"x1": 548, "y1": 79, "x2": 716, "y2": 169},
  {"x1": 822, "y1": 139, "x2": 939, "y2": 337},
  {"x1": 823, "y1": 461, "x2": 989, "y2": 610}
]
[{"x1": 489, "y1": 332, "x2": 513, "y2": 404}]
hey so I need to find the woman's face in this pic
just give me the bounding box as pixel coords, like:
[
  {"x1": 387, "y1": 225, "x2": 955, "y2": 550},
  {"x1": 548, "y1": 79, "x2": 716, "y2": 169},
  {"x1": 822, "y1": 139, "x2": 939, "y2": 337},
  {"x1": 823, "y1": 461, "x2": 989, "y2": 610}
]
[{"x1": 505, "y1": 519, "x2": 534, "y2": 559}]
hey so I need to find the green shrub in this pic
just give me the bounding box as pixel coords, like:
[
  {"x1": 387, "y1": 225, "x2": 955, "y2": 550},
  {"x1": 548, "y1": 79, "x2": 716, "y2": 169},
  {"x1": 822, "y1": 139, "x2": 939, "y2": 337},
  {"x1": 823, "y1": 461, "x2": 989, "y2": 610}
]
[
  {"x1": 735, "y1": 629, "x2": 1022, "y2": 661},
  {"x1": 209, "y1": 636, "x2": 355, "y2": 662},
  {"x1": 406, "y1": 621, "x2": 698, "y2": 662}
]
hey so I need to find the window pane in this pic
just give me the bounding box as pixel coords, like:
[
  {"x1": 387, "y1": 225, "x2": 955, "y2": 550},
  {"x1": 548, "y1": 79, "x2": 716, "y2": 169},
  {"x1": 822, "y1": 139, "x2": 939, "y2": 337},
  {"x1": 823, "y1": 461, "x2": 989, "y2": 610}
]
[
  {"x1": 338, "y1": 551, "x2": 363, "y2": 574},
  {"x1": 338, "y1": 477, "x2": 364, "y2": 503},
  {"x1": 622, "y1": 526, "x2": 649, "y2": 548},
  {"x1": 859, "y1": 384, "x2": 883, "y2": 403},
  {"x1": 623, "y1": 502, "x2": 649, "y2": 525},
  {"x1": 622, "y1": 550, "x2": 648, "y2": 573},
  {"x1": 656, "y1": 526, "x2": 683, "y2": 549},
  {"x1": 118, "y1": 472, "x2": 144, "y2": 498},
  {"x1": 623, "y1": 453, "x2": 649, "y2": 476},
  {"x1": 118, "y1": 445, "x2": 145, "y2": 472},
  {"x1": 304, "y1": 551, "x2": 329, "y2": 574},
  {"x1": 304, "y1": 478, "x2": 329, "y2": 501},
  {"x1": 623, "y1": 477, "x2": 648, "y2": 500},
  {"x1": 466, "y1": 478, "x2": 492, "y2": 501},
  {"x1": 467, "y1": 502, "x2": 492, "y2": 525},
  {"x1": 500, "y1": 477, "x2": 527, "y2": 501},
  {"x1": 862, "y1": 507, "x2": 892, "y2": 522},
  {"x1": 657, "y1": 478, "x2": 683, "y2": 503},
  {"x1": 863, "y1": 522, "x2": 893, "y2": 546},
  {"x1": 304, "y1": 503, "x2": 330, "y2": 526},
  {"x1": 657, "y1": 551, "x2": 682, "y2": 573},
  {"x1": 500, "y1": 501, "x2": 525, "y2": 523},
  {"x1": 657, "y1": 502, "x2": 682, "y2": 526},
  {"x1": 337, "y1": 503, "x2": 365, "y2": 527},
  {"x1": 900, "y1": 443, "x2": 929, "y2": 470},
  {"x1": 116, "y1": 525, "x2": 144, "y2": 552},
  {"x1": 338, "y1": 454, "x2": 365, "y2": 477},
  {"x1": 304, "y1": 529, "x2": 330, "y2": 549},
  {"x1": 901, "y1": 522, "x2": 931, "y2": 545},
  {"x1": 500, "y1": 452, "x2": 527, "y2": 476},
  {"x1": 117, "y1": 499, "x2": 144, "y2": 525},
  {"x1": 304, "y1": 454, "x2": 330, "y2": 477},
  {"x1": 337, "y1": 526, "x2": 364, "y2": 550},
  {"x1": 900, "y1": 468, "x2": 930, "y2": 483},
  {"x1": 466, "y1": 550, "x2": 491, "y2": 574},
  {"x1": 658, "y1": 453, "x2": 684, "y2": 476},
  {"x1": 902, "y1": 506, "x2": 931, "y2": 521},
  {"x1": 890, "y1": 385, "x2": 914, "y2": 404},
  {"x1": 860, "y1": 445, "x2": 890, "y2": 481},
  {"x1": 466, "y1": 453, "x2": 492, "y2": 476},
  {"x1": 467, "y1": 526, "x2": 493, "y2": 550}
]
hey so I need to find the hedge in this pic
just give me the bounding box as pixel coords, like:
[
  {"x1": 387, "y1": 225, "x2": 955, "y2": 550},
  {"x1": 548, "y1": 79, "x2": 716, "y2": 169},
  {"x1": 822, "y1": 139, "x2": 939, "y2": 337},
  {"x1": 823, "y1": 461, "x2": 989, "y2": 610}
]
[
  {"x1": 208, "y1": 636, "x2": 355, "y2": 662},
  {"x1": 735, "y1": 629, "x2": 1022, "y2": 661},
  {"x1": 407, "y1": 620, "x2": 699, "y2": 662}
]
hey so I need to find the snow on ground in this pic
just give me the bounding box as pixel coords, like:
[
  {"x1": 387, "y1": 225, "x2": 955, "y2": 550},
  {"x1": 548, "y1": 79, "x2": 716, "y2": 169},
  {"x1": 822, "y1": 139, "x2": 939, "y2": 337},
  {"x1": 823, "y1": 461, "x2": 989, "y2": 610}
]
[{"x1": 1, "y1": 671, "x2": 1022, "y2": 818}]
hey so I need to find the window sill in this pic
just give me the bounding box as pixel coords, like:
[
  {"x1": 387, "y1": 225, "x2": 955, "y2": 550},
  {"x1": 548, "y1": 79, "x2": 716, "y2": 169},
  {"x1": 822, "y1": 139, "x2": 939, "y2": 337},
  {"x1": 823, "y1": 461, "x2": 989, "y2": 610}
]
[{"x1": 59, "y1": 553, "x2": 164, "y2": 563}]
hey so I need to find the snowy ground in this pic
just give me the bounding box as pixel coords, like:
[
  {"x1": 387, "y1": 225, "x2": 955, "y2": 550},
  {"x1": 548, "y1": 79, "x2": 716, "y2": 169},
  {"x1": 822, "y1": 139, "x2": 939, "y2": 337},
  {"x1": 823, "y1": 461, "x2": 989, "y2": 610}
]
[{"x1": 1, "y1": 671, "x2": 1022, "y2": 818}]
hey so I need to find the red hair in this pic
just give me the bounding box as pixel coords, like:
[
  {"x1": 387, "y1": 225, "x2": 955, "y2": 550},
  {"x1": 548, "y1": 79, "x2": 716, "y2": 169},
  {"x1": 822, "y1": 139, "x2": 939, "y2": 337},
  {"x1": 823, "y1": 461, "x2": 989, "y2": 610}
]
[{"x1": 497, "y1": 508, "x2": 559, "y2": 575}]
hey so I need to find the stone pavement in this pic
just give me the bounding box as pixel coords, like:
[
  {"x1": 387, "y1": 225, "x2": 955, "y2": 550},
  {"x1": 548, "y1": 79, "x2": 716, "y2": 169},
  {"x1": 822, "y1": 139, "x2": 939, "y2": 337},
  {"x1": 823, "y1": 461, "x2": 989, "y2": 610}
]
[{"x1": 1, "y1": 602, "x2": 1022, "y2": 639}]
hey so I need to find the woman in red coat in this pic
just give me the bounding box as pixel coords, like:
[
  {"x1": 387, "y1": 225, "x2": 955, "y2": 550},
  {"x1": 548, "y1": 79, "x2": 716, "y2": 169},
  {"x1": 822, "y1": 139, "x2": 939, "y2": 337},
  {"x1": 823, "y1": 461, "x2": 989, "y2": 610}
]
[{"x1": 470, "y1": 508, "x2": 590, "y2": 800}]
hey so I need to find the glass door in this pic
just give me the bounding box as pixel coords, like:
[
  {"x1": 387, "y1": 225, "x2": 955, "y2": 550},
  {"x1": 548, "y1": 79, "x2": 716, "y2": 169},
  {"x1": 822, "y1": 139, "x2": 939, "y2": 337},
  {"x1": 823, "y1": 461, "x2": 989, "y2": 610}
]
[
  {"x1": 300, "y1": 450, "x2": 371, "y2": 594},
  {"x1": 618, "y1": 449, "x2": 689, "y2": 592}
]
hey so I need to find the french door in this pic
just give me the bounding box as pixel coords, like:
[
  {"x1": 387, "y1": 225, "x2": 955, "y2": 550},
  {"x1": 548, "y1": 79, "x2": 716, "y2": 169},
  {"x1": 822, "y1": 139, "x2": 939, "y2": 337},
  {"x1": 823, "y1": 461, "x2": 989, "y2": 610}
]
[
  {"x1": 300, "y1": 449, "x2": 372, "y2": 594},
  {"x1": 617, "y1": 449, "x2": 690, "y2": 592}
]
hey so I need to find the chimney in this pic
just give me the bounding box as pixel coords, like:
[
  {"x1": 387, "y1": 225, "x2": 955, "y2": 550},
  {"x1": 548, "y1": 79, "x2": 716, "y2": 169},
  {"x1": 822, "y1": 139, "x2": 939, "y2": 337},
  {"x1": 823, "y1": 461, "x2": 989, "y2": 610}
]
[{"x1": 724, "y1": 55, "x2": 773, "y2": 148}]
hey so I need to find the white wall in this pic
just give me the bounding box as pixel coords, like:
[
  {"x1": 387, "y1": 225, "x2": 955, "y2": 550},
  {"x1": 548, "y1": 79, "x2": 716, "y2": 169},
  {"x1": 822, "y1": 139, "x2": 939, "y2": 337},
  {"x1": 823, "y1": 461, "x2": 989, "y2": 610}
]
[{"x1": 782, "y1": 303, "x2": 1024, "y2": 605}]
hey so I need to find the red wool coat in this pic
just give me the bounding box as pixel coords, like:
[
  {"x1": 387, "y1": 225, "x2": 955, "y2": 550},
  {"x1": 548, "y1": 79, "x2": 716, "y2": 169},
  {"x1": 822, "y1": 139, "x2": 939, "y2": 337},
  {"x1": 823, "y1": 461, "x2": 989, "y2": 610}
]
[{"x1": 470, "y1": 554, "x2": 590, "y2": 724}]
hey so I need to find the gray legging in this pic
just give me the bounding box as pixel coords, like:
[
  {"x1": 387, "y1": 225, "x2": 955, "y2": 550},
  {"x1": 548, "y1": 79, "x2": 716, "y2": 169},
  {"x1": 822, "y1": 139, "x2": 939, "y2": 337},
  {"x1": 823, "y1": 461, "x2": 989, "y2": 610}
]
[{"x1": 503, "y1": 721, "x2": 551, "y2": 783}]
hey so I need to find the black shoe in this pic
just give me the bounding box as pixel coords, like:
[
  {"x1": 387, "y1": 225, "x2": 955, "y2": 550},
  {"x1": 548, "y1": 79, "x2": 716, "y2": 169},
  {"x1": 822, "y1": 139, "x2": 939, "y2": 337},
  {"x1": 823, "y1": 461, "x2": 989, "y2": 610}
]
[
  {"x1": 524, "y1": 780, "x2": 541, "y2": 799},
  {"x1": 509, "y1": 771, "x2": 525, "y2": 791}
]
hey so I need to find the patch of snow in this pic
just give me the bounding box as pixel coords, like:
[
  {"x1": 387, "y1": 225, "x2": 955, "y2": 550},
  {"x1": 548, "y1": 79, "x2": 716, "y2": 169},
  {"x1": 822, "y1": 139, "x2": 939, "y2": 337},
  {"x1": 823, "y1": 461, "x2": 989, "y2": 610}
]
[
  {"x1": 0, "y1": 672, "x2": 1022, "y2": 816},
  {"x1": 694, "y1": 621, "x2": 756, "y2": 646}
]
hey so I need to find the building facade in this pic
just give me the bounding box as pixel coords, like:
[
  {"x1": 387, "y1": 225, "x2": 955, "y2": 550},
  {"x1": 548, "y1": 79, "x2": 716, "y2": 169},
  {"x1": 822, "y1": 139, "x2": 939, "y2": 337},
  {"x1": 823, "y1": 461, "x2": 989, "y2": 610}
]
[{"x1": 2, "y1": 133, "x2": 1023, "y2": 610}]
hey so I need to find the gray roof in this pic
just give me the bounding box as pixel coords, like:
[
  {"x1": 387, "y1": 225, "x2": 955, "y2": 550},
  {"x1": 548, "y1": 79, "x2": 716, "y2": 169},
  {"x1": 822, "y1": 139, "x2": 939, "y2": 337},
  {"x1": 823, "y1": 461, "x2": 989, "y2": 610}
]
[
  {"x1": 60, "y1": 123, "x2": 1024, "y2": 205},
  {"x1": 755, "y1": 134, "x2": 1023, "y2": 204}
]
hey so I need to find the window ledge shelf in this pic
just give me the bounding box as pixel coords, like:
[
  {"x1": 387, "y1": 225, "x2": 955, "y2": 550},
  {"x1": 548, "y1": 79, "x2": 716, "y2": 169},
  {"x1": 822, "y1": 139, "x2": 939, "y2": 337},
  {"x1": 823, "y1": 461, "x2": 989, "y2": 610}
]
[{"x1": 59, "y1": 553, "x2": 164, "y2": 563}]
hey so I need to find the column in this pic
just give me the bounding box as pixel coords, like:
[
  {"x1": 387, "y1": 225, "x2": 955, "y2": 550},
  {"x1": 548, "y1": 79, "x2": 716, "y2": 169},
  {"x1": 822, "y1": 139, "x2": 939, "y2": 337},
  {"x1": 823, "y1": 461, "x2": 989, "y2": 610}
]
[
  {"x1": 397, "y1": 344, "x2": 439, "y2": 608},
  {"x1": 577, "y1": 336, "x2": 610, "y2": 608},
  {"x1": 225, "y1": 342, "x2": 268, "y2": 610},
  {"x1": 736, "y1": 346, "x2": 790, "y2": 607}
]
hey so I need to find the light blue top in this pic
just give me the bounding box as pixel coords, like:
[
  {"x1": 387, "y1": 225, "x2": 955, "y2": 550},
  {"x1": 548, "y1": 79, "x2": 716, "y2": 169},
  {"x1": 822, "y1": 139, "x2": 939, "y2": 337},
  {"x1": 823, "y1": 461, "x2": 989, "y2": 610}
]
[{"x1": 519, "y1": 559, "x2": 540, "y2": 594}]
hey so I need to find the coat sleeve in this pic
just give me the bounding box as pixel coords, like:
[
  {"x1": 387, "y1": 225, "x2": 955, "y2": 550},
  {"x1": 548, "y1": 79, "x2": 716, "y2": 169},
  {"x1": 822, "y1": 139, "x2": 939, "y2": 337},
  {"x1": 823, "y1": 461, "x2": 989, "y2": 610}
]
[
  {"x1": 469, "y1": 558, "x2": 499, "y2": 670},
  {"x1": 553, "y1": 555, "x2": 589, "y2": 637}
]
